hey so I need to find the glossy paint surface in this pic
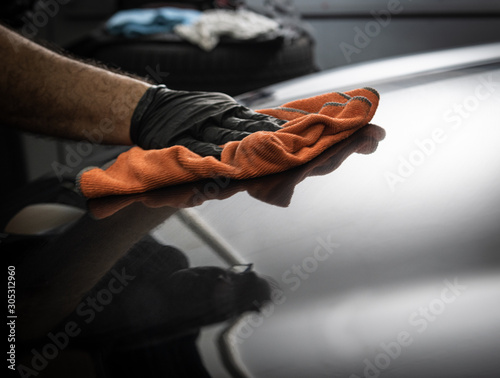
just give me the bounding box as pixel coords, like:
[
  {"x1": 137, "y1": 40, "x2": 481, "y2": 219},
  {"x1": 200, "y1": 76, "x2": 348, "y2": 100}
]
[{"x1": 3, "y1": 46, "x2": 500, "y2": 378}]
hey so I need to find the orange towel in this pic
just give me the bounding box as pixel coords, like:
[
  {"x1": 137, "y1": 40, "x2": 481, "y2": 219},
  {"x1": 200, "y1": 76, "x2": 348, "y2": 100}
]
[
  {"x1": 87, "y1": 123, "x2": 386, "y2": 219},
  {"x1": 77, "y1": 87, "x2": 379, "y2": 198}
]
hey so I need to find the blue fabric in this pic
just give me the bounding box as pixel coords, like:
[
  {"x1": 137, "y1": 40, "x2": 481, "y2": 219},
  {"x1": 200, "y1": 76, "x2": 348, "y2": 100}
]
[{"x1": 106, "y1": 7, "x2": 201, "y2": 37}]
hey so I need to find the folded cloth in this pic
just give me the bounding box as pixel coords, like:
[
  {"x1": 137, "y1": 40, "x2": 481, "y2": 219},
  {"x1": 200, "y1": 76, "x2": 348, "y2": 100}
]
[
  {"x1": 174, "y1": 9, "x2": 280, "y2": 51},
  {"x1": 87, "y1": 124, "x2": 386, "y2": 219},
  {"x1": 106, "y1": 7, "x2": 201, "y2": 37},
  {"x1": 76, "y1": 87, "x2": 380, "y2": 199}
]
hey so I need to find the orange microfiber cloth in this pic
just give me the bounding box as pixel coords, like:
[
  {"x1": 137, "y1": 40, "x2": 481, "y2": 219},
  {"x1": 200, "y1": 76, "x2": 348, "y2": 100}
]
[{"x1": 77, "y1": 87, "x2": 380, "y2": 199}]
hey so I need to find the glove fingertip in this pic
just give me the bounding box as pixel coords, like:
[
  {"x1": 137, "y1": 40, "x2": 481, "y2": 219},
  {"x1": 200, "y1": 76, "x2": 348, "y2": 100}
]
[{"x1": 173, "y1": 135, "x2": 224, "y2": 158}]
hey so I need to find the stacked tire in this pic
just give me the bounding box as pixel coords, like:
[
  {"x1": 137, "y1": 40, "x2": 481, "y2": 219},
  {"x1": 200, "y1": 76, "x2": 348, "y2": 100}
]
[{"x1": 69, "y1": 26, "x2": 316, "y2": 96}]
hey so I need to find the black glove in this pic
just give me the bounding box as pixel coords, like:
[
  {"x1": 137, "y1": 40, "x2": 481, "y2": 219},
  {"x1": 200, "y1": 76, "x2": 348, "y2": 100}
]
[{"x1": 130, "y1": 85, "x2": 285, "y2": 157}]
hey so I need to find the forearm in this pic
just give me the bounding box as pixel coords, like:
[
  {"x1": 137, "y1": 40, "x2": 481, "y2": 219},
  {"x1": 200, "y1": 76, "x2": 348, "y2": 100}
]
[
  {"x1": 17, "y1": 202, "x2": 178, "y2": 339},
  {"x1": 0, "y1": 24, "x2": 151, "y2": 144}
]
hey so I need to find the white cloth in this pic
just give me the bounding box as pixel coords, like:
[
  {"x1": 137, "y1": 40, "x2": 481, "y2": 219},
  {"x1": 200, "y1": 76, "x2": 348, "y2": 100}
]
[{"x1": 174, "y1": 9, "x2": 280, "y2": 51}]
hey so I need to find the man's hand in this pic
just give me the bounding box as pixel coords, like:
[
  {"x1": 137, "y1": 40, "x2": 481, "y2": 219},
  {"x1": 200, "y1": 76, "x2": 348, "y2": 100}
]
[{"x1": 130, "y1": 85, "x2": 285, "y2": 157}]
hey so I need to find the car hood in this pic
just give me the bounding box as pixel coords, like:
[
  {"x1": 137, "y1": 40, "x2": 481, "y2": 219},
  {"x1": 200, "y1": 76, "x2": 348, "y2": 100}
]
[
  {"x1": 189, "y1": 45, "x2": 500, "y2": 378},
  {"x1": 4, "y1": 43, "x2": 500, "y2": 378}
]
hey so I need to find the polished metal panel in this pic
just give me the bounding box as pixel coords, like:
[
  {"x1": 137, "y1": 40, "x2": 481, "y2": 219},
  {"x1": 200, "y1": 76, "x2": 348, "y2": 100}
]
[{"x1": 4, "y1": 46, "x2": 500, "y2": 378}]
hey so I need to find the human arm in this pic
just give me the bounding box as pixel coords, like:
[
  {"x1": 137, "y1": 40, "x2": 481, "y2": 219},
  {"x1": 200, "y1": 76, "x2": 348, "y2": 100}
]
[{"x1": 0, "y1": 23, "x2": 150, "y2": 145}]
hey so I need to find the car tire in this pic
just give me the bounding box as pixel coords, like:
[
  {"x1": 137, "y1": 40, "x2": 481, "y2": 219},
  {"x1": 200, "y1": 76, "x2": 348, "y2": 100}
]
[{"x1": 69, "y1": 31, "x2": 316, "y2": 96}]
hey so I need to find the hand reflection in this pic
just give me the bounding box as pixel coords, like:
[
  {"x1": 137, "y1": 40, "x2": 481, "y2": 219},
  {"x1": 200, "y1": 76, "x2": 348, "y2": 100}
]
[
  {"x1": 70, "y1": 235, "x2": 271, "y2": 347},
  {"x1": 16, "y1": 236, "x2": 271, "y2": 377}
]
